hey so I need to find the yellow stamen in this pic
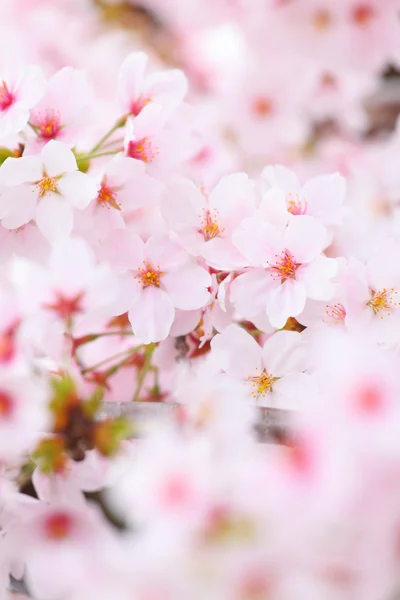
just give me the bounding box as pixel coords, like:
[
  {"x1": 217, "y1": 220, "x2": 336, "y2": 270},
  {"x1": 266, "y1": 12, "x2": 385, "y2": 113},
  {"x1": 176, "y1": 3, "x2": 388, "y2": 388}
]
[
  {"x1": 134, "y1": 261, "x2": 163, "y2": 288},
  {"x1": 248, "y1": 369, "x2": 279, "y2": 398},
  {"x1": 367, "y1": 288, "x2": 399, "y2": 319}
]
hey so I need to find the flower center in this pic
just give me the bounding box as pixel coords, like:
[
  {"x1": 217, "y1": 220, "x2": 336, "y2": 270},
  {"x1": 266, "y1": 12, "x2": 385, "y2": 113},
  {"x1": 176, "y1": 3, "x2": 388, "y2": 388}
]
[
  {"x1": 130, "y1": 96, "x2": 151, "y2": 117},
  {"x1": 351, "y1": 3, "x2": 375, "y2": 26},
  {"x1": 251, "y1": 96, "x2": 274, "y2": 118},
  {"x1": 97, "y1": 182, "x2": 120, "y2": 210},
  {"x1": 135, "y1": 262, "x2": 163, "y2": 288},
  {"x1": 367, "y1": 288, "x2": 399, "y2": 318},
  {"x1": 36, "y1": 110, "x2": 62, "y2": 140},
  {"x1": 126, "y1": 137, "x2": 159, "y2": 163},
  {"x1": 0, "y1": 391, "x2": 13, "y2": 418},
  {"x1": 36, "y1": 175, "x2": 59, "y2": 198},
  {"x1": 44, "y1": 511, "x2": 74, "y2": 540},
  {"x1": 0, "y1": 81, "x2": 14, "y2": 112},
  {"x1": 269, "y1": 250, "x2": 301, "y2": 283},
  {"x1": 324, "y1": 302, "x2": 346, "y2": 325},
  {"x1": 248, "y1": 369, "x2": 279, "y2": 398},
  {"x1": 312, "y1": 9, "x2": 333, "y2": 31},
  {"x1": 200, "y1": 209, "x2": 222, "y2": 241},
  {"x1": 44, "y1": 292, "x2": 84, "y2": 320},
  {"x1": 286, "y1": 193, "x2": 307, "y2": 215}
]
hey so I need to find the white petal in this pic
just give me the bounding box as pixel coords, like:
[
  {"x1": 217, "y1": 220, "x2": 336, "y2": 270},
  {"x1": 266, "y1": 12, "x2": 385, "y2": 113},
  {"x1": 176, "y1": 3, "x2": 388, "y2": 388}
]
[
  {"x1": 262, "y1": 330, "x2": 304, "y2": 377},
  {"x1": 262, "y1": 165, "x2": 301, "y2": 194},
  {"x1": 211, "y1": 324, "x2": 262, "y2": 379},
  {"x1": 41, "y1": 140, "x2": 77, "y2": 176},
  {"x1": 58, "y1": 171, "x2": 97, "y2": 208},
  {"x1": 0, "y1": 185, "x2": 37, "y2": 226},
  {"x1": 0, "y1": 156, "x2": 42, "y2": 186}
]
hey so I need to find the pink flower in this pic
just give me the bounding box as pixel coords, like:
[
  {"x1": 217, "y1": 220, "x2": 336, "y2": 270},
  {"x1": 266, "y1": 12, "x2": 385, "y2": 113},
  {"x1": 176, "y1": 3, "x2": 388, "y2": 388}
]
[
  {"x1": 211, "y1": 324, "x2": 314, "y2": 408},
  {"x1": 124, "y1": 104, "x2": 195, "y2": 175},
  {"x1": 344, "y1": 239, "x2": 400, "y2": 345},
  {"x1": 77, "y1": 155, "x2": 163, "y2": 242},
  {"x1": 232, "y1": 216, "x2": 337, "y2": 328},
  {"x1": 118, "y1": 51, "x2": 188, "y2": 118},
  {"x1": 29, "y1": 67, "x2": 92, "y2": 148},
  {"x1": 0, "y1": 64, "x2": 45, "y2": 140},
  {"x1": 11, "y1": 236, "x2": 119, "y2": 327},
  {"x1": 14, "y1": 503, "x2": 116, "y2": 600},
  {"x1": 0, "y1": 140, "x2": 97, "y2": 243},
  {"x1": 162, "y1": 173, "x2": 255, "y2": 269},
  {"x1": 103, "y1": 231, "x2": 211, "y2": 343},
  {"x1": 0, "y1": 370, "x2": 50, "y2": 462},
  {"x1": 261, "y1": 165, "x2": 347, "y2": 227}
]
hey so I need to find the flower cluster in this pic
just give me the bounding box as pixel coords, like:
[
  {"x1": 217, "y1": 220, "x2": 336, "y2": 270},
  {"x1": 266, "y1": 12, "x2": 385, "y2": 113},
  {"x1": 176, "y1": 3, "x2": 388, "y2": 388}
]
[{"x1": 0, "y1": 1, "x2": 399, "y2": 598}]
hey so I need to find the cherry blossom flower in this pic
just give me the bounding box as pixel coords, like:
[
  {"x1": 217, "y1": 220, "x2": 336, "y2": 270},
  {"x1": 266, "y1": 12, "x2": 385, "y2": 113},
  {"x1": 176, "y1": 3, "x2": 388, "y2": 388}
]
[
  {"x1": 10, "y1": 236, "x2": 119, "y2": 327},
  {"x1": 232, "y1": 216, "x2": 337, "y2": 328},
  {"x1": 0, "y1": 63, "x2": 45, "y2": 140},
  {"x1": 0, "y1": 140, "x2": 97, "y2": 242},
  {"x1": 0, "y1": 370, "x2": 50, "y2": 462},
  {"x1": 124, "y1": 104, "x2": 196, "y2": 175},
  {"x1": 162, "y1": 172, "x2": 255, "y2": 269},
  {"x1": 118, "y1": 51, "x2": 188, "y2": 118},
  {"x1": 29, "y1": 67, "x2": 92, "y2": 148},
  {"x1": 14, "y1": 503, "x2": 118, "y2": 600},
  {"x1": 344, "y1": 239, "x2": 400, "y2": 345},
  {"x1": 261, "y1": 165, "x2": 347, "y2": 227},
  {"x1": 211, "y1": 324, "x2": 315, "y2": 408},
  {"x1": 101, "y1": 231, "x2": 211, "y2": 343},
  {"x1": 77, "y1": 155, "x2": 163, "y2": 242}
]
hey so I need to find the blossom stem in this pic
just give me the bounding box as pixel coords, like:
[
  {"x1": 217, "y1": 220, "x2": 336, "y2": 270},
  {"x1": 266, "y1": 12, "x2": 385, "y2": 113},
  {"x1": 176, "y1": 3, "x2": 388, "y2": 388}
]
[
  {"x1": 132, "y1": 343, "x2": 156, "y2": 402},
  {"x1": 89, "y1": 118, "x2": 126, "y2": 154},
  {"x1": 28, "y1": 121, "x2": 39, "y2": 135},
  {"x1": 81, "y1": 345, "x2": 142, "y2": 375},
  {"x1": 77, "y1": 150, "x2": 121, "y2": 162}
]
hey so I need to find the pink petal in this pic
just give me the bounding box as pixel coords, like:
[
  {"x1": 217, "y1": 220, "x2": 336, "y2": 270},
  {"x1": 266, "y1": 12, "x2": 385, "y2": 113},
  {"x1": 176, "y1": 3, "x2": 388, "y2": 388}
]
[
  {"x1": 162, "y1": 178, "x2": 203, "y2": 229},
  {"x1": 232, "y1": 217, "x2": 272, "y2": 266},
  {"x1": 129, "y1": 287, "x2": 174, "y2": 343},
  {"x1": 211, "y1": 324, "x2": 262, "y2": 379},
  {"x1": 230, "y1": 269, "x2": 272, "y2": 318},
  {"x1": 106, "y1": 156, "x2": 145, "y2": 187},
  {"x1": 17, "y1": 66, "x2": 46, "y2": 107},
  {"x1": 146, "y1": 69, "x2": 188, "y2": 107},
  {"x1": 162, "y1": 263, "x2": 211, "y2": 310},
  {"x1": 262, "y1": 165, "x2": 301, "y2": 194},
  {"x1": 145, "y1": 234, "x2": 186, "y2": 271},
  {"x1": 118, "y1": 52, "x2": 148, "y2": 109},
  {"x1": 266, "y1": 279, "x2": 307, "y2": 329},
  {"x1": 170, "y1": 309, "x2": 201, "y2": 336},
  {"x1": 209, "y1": 172, "x2": 255, "y2": 224},
  {"x1": 201, "y1": 237, "x2": 247, "y2": 270},
  {"x1": 35, "y1": 196, "x2": 73, "y2": 243},
  {"x1": 284, "y1": 215, "x2": 328, "y2": 263},
  {"x1": 99, "y1": 230, "x2": 145, "y2": 271},
  {"x1": 132, "y1": 103, "x2": 165, "y2": 139},
  {"x1": 297, "y1": 256, "x2": 337, "y2": 300},
  {"x1": 41, "y1": 140, "x2": 77, "y2": 176},
  {"x1": 259, "y1": 188, "x2": 288, "y2": 224},
  {"x1": 261, "y1": 330, "x2": 304, "y2": 377},
  {"x1": 303, "y1": 173, "x2": 346, "y2": 223}
]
